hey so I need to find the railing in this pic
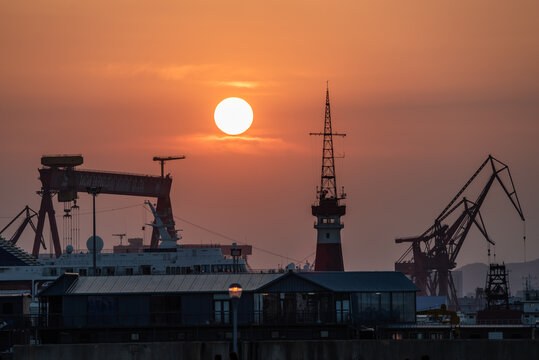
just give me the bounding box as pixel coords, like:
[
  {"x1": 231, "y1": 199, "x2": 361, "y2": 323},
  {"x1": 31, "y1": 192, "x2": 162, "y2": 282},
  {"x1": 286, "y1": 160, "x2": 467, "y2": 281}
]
[
  {"x1": 38, "y1": 244, "x2": 252, "y2": 258},
  {"x1": 38, "y1": 249, "x2": 147, "y2": 258},
  {"x1": 254, "y1": 311, "x2": 351, "y2": 325}
]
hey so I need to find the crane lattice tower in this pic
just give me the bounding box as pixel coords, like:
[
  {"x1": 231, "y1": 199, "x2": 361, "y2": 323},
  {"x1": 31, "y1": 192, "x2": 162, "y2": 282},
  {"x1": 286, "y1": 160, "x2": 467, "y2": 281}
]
[{"x1": 310, "y1": 86, "x2": 346, "y2": 271}]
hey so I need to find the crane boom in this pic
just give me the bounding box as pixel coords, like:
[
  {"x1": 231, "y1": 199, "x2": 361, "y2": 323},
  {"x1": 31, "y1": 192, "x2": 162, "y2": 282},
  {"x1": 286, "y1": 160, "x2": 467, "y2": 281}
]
[
  {"x1": 395, "y1": 155, "x2": 525, "y2": 308},
  {"x1": 153, "y1": 156, "x2": 186, "y2": 178}
]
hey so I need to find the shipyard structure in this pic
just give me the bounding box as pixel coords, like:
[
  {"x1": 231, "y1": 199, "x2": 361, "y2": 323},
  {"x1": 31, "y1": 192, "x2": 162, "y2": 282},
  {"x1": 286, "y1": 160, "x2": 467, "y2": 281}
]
[
  {"x1": 311, "y1": 86, "x2": 346, "y2": 271},
  {"x1": 1, "y1": 90, "x2": 539, "y2": 359}
]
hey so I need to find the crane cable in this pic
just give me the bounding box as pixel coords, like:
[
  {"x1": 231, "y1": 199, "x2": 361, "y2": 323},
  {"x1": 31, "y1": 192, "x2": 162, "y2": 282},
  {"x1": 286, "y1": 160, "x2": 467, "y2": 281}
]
[{"x1": 172, "y1": 213, "x2": 308, "y2": 264}]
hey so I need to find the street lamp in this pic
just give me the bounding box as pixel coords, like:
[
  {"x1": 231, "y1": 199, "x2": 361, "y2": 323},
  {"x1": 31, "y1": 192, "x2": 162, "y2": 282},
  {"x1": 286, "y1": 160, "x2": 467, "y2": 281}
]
[
  {"x1": 228, "y1": 283, "x2": 242, "y2": 355},
  {"x1": 86, "y1": 186, "x2": 102, "y2": 275}
]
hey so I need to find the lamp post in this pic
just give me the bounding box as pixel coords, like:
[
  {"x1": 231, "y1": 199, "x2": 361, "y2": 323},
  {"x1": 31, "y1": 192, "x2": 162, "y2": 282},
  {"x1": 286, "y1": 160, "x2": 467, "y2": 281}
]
[
  {"x1": 228, "y1": 283, "x2": 242, "y2": 355},
  {"x1": 86, "y1": 186, "x2": 101, "y2": 275}
]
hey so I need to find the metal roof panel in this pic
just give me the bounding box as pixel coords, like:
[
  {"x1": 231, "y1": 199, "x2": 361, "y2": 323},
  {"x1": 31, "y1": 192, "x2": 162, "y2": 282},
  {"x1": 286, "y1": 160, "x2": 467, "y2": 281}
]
[
  {"x1": 63, "y1": 273, "x2": 283, "y2": 295},
  {"x1": 44, "y1": 271, "x2": 417, "y2": 296},
  {"x1": 297, "y1": 271, "x2": 419, "y2": 292}
]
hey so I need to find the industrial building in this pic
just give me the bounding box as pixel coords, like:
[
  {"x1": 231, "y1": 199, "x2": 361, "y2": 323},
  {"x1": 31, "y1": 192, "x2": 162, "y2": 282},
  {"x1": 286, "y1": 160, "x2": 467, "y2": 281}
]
[{"x1": 37, "y1": 271, "x2": 418, "y2": 343}]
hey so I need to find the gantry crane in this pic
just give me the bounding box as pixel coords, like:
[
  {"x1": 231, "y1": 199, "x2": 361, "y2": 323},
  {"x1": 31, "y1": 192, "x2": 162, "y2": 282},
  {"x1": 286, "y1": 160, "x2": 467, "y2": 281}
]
[
  {"x1": 34, "y1": 155, "x2": 175, "y2": 257},
  {"x1": 395, "y1": 155, "x2": 525, "y2": 308}
]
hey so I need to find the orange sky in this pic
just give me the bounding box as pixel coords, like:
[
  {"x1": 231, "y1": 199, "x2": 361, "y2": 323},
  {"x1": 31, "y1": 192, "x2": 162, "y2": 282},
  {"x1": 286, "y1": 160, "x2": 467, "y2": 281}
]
[{"x1": 1, "y1": 1, "x2": 539, "y2": 275}]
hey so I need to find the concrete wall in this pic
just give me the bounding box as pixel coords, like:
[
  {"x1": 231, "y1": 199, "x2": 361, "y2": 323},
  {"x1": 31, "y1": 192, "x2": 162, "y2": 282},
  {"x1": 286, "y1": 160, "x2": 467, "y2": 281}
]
[
  {"x1": 14, "y1": 342, "x2": 230, "y2": 360},
  {"x1": 15, "y1": 340, "x2": 539, "y2": 360}
]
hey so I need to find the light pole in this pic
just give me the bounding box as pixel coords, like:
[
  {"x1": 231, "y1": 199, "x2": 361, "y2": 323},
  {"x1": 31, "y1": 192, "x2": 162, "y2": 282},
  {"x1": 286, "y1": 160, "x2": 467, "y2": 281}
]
[
  {"x1": 228, "y1": 283, "x2": 242, "y2": 355},
  {"x1": 86, "y1": 186, "x2": 102, "y2": 275}
]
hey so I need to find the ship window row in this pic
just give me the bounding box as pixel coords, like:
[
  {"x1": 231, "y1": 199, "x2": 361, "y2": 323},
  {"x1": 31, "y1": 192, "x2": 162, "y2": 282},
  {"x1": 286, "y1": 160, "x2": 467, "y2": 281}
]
[
  {"x1": 43, "y1": 263, "x2": 247, "y2": 277},
  {"x1": 166, "y1": 264, "x2": 246, "y2": 275}
]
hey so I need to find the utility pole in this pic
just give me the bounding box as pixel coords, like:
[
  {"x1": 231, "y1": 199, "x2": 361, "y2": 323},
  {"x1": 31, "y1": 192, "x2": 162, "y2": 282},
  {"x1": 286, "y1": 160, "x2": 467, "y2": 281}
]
[
  {"x1": 153, "y1": 156, "x2": 186, "y2": 178},
  {"x1": 87, "y1": 186, "x2": 102, "y2": 275}
]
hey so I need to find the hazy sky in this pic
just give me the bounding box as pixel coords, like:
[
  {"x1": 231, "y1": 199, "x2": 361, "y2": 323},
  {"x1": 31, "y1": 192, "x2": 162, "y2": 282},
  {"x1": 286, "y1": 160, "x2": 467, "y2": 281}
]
[{"x1": 1, "y1": 1, "x2": 538, "y2": 271}]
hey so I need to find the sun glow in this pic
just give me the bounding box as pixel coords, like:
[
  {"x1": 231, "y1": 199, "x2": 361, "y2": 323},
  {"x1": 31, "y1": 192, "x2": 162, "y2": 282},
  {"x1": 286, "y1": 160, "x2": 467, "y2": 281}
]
[{"x1": 214, "y1": 97, "x2": 253, "y2": 135}]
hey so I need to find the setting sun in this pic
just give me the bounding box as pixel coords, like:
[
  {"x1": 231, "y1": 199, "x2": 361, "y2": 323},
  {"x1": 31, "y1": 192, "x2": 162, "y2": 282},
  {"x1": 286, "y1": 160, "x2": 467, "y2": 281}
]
[{"x1": 214, "y1": 97, "x2": 253, "y2": 135}]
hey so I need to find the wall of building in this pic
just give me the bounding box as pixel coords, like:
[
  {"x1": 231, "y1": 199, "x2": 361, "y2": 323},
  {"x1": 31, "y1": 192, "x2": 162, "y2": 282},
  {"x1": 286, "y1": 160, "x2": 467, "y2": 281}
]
[{"x1": 15, "y1": 340, "x2": 539, "y2": 360}]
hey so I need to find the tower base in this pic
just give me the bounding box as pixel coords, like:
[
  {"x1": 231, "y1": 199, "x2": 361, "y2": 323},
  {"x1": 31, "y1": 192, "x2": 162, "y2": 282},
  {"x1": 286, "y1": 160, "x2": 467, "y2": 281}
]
[{"x1": 314, "y1": 243, "x2": 344, "y2": 271}]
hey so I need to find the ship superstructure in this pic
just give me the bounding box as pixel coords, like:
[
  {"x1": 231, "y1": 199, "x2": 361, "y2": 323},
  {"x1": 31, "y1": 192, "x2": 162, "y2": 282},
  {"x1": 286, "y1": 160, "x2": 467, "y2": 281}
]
[{"x1": 0, "y1": 155, "x2": 249, "y2": 297}]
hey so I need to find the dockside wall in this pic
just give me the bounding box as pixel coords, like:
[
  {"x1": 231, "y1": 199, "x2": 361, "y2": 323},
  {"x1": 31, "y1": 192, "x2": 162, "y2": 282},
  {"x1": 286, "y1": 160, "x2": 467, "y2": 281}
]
[{"x1": 14, "y1": 339, "x2": 539, "y2": 360}]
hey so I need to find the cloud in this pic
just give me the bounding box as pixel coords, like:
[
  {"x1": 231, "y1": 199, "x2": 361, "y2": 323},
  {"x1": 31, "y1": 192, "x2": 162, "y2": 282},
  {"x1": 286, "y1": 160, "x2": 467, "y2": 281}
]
[
  {"x1": 86, "y1": 63, "x2": 271, "y2": 89},
  {"x1": 173, "y1": 133, "x2": 305, "y2": 154},
  {"x1": 212, "y1": 81, "x2": 261, "y2": 88},
  {"x1": 87, "y1": 63, "x2": 214, "y2": 80},
  {"x1": 195, "y1": 135, "x2": 276, "y2": 142}
]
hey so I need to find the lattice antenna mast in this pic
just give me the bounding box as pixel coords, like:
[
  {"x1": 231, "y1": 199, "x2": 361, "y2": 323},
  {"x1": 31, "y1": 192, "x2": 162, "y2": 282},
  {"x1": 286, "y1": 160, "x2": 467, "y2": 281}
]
[{"x1": 310, "y1": 85, "x2": 346, "y2": 202}]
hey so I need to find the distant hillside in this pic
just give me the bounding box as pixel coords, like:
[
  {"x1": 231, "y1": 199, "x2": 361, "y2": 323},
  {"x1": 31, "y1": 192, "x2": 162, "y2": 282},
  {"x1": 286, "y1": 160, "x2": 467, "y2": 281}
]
[{"x1": 455, "y1": 258, "x2": 539, "y2": 296}]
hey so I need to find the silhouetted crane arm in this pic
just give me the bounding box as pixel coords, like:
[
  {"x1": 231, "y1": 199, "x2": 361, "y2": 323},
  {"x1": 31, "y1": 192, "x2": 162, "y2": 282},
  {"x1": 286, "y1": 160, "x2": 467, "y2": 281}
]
[
  {"x1": 153, "y1": 156, "x2": 186, "y2": 178},
  {"x1": 434, "y1": 156, "x2": 524, "y2": 266},
  {"x1": 0, "y1": 206, "x2": 45, "y2": 247},
  {"x1": 394, "y1": 155, "x2": 525, "y2": 306},
  {"x1": 436, "y1": 156, "x2": 491, "y2": 222},
  {"x1": 490, "y1": 157, "x2": 525, "y2": 221}
]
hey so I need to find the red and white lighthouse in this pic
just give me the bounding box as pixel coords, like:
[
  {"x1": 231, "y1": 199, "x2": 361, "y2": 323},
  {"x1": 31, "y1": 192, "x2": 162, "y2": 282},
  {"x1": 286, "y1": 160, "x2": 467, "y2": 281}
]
[{"x1": 310, "y1": 86, "x2": 346, "y2": 271}]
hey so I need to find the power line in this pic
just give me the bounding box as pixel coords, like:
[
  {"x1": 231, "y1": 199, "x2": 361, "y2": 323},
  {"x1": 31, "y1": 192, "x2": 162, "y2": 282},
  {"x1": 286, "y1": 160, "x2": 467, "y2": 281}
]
[
  {"x1": 1, "y1": 203, "x2": 143, "y2": 220},
  {"x1": 166, "y1": 211, "x2": 307, "y2": 264},
  {"x1": 78, "y1": 203, "x2": 143, "y2": 216}
]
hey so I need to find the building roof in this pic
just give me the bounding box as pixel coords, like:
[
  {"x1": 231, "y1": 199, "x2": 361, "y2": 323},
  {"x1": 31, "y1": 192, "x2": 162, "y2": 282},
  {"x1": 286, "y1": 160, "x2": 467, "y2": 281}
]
[
  {"x1": 297, "y1": 271, "x2": 419, "y2": 292},
  {"x1": 41, "y1": 273, "x2": 282, "y2": 296},
  {"x1": 39, "y1": 271, "x2": 418, "y2": 296}
]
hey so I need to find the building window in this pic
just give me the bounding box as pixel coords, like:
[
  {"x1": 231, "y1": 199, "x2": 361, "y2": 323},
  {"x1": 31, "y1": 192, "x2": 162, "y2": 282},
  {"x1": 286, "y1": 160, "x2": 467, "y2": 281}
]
[
  {"x1": 141, "y1": 265, "x2": 151, "y2": 275},
  {"x1": 214, "y1": 299, "x2": 230, "y2": 324},
  {"x1": 254, "y1": 293, "x2": 263, "y2": 324},
  {"x1": 335, "y1": 298, "x2": 350, "y2": 323},
  {"x1": 390, "y1": 292, "x2": 415, "y2": 323},
  {"x1": 125, "y1": 268, "x2": 133, "y2": 275},
  {"x1": 326, "y1": 233, "x2": 330, "y2": 239},
  {"x1": 79, "y1": 268, "x2": 87, "y2": 276}
]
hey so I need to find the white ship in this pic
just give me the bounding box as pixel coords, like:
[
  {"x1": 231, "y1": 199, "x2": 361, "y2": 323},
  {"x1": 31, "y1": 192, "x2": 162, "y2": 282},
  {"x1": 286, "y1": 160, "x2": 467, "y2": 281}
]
[{"x1": 0, "y1": 201, "x2": 249, "y2": 297}]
